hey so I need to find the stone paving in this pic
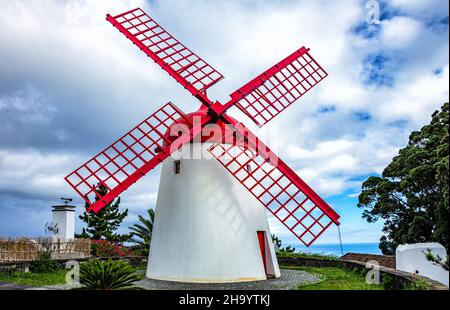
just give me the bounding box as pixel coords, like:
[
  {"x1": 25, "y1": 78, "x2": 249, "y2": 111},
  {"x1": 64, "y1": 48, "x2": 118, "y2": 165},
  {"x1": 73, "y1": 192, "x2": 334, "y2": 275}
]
[
  {"x1": 0, "y1": 281, "x2": 33, "y2": 290},
  {"x1": 25, "y1": 284, "x2": 79, "y2": 290},
  {"x1": 0, "y1": 281, "x2": 81, "y2": 290},
  {"x1": 134, "y1": 269, "x2": 322, "y2": 290}
]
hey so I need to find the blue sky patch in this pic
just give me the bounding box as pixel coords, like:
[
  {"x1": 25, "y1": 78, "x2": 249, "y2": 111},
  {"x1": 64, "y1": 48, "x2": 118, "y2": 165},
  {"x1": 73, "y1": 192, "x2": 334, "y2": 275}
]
[
  {"x1": 317, "y1": 105, "x2": 337, "y2": 113},
  {"x1": 434, "y1": 67, "x2": 443, "y2": 75},
  {"x1": 362, "y1": 53, "x2": 395, "y2": 87},
  {"x1": 351, "y1": 21, "x2": 380, "y2": 39},
  {"x1": 387, "y1": 119, "x2": 408, "y2": 128},
  {"x1": 426, "y1": 15, "x2": 449, "y2": 33},
  {"x1": 353, "y1": 111, "x2": 372, "y2": 122},
  {"x1": 379, "y1": 0, "x2": 403, "y2": 21}
]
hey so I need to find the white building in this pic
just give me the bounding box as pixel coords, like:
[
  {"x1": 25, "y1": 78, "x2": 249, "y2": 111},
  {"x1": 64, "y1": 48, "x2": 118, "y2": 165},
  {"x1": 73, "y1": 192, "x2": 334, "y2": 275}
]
[
  {"x1": 396, "y1": 243, "x2": 449, "y2": 286},
  {"x1": 51, "y1": 205, "x2": 76, "y2": 240}
]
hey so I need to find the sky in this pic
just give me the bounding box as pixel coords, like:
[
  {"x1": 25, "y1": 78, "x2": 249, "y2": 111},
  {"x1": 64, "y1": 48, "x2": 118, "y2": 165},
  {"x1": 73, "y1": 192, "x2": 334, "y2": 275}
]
[{"x1": 0, "y1": 0, "x2": 448, "y2": 247}]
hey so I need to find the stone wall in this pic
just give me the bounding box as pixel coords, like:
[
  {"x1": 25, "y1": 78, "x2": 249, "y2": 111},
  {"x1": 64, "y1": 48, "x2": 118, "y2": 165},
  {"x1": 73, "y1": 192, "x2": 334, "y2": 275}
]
[{"x1": 340, "y1": 252, "x2": 396, "y2": 269}]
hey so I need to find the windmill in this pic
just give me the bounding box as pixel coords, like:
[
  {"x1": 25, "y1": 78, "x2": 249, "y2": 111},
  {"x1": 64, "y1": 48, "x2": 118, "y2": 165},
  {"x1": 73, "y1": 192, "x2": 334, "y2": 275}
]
[{"x1": 65, "y1": 7, "x2": 340, "y2": 283}]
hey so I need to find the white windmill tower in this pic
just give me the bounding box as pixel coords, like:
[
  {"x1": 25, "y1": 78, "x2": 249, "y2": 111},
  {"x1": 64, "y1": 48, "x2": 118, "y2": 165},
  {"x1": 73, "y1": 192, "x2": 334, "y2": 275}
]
[
  {"x1": 65, "y1": 7, "x2": 340, "y2": 283},
  {"x1": 147, "y1": 105, "x2": 280, "y2": 282}
]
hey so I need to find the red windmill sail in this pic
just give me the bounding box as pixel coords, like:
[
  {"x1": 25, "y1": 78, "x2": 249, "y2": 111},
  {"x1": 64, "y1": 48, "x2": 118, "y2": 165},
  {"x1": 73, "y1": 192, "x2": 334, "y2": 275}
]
[
  {"x1": 106, "y1": 7, "x2": 222, "y2": 106},
  {"x1": 65, "y1": 103, "x2": 212, "y2": 213},
  {"x1": 65, "y1": 7, "x2": 340, "y2": 247},
  {"x1": 208, "y1": 118, "x2": 339, "y2": 246},
  {"x1": 223, "y1": 47, "x2": 328, "y2": 127}
]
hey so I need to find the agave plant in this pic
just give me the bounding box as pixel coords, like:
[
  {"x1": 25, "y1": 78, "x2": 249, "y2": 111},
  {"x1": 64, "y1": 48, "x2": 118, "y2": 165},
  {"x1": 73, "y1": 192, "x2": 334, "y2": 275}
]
[
  {"x1": 80, "y1": 259, "x2": 142, "y2": 290},
  {"x1": 129, "y1": 208, "x2": 155, "y2": 255}
]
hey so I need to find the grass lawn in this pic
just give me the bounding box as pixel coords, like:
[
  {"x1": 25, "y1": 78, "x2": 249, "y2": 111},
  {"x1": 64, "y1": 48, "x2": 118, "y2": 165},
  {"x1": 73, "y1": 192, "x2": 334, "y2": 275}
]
[
  {"x1": 0, "y1": 269, "x2": 67, "y2": 287},
  {"x1": 281, "y1": 265, "x2": 384, "y2": 290}
]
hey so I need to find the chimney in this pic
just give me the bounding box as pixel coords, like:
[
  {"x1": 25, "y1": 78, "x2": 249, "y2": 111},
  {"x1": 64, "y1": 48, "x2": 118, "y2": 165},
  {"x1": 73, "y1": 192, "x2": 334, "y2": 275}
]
[{"x1": 51, "y1": 205, "x2": 76, "y2": 239}]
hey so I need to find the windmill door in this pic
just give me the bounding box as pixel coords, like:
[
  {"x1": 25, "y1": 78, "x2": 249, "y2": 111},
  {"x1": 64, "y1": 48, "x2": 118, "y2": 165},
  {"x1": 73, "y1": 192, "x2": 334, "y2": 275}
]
[{"x1": 257, "y1": 231, "x2": 267, "y2": 274}]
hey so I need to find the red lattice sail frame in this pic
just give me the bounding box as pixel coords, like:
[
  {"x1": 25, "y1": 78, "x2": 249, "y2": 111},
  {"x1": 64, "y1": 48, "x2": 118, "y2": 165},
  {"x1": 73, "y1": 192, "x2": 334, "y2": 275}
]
[
  {"x1": 107, "y1": 8, "x2": 223, "y2": 102},
  {"x1": 227, "y1": 47, "x2": 328, "y2": 127},
  {"x1": 208, "y1": 121, "x2": 340, "y2": 246},
  {"x1": 65, "y1": 102, "x2": 195, "y2": 213}
]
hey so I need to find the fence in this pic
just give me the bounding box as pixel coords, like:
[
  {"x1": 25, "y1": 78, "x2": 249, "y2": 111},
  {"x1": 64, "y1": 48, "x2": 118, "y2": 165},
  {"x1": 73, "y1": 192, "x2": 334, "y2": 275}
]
[{"x1": 0, "y1": 237, "x2": 91, "y2": 262}]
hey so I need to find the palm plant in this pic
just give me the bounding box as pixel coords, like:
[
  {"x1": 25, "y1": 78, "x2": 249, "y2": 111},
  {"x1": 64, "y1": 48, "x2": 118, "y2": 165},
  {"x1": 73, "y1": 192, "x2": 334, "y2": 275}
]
[
  {"x1": 80, "y1": 259, "x2": 142, "y2": 290},
  {"x1": 129, "y1": 208, "x2": 155, "y2": 255},
  {"x1": 272, "y1": 234, "x2": 295, "y2": 254}
]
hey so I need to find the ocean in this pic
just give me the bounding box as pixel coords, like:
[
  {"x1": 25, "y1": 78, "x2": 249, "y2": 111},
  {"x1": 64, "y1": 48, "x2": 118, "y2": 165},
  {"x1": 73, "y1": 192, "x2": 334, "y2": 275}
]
[{"x1": 286, "y1": 242, "x2": 382, "y2": 257}]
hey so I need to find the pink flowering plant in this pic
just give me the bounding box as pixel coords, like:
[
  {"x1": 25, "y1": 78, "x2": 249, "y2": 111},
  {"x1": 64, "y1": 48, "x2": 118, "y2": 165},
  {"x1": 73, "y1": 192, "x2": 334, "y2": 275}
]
[{"x1": 91, "y1": 239, "x2": 133, "y2": 257}]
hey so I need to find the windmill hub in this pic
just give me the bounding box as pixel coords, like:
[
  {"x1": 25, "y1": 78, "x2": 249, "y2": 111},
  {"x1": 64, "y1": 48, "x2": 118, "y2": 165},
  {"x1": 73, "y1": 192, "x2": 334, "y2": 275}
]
[
  {"x1": 162, "y1": 104, "x2": 241, "y2": 147},
  {"x1": 65, "y1": 7, "x2": 340, "y2": 283}
]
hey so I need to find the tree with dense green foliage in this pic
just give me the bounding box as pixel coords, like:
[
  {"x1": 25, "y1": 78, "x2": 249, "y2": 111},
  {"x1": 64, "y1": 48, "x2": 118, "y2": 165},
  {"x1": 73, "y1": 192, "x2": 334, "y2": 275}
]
[
  {"x1": 358, "y1": 103, "x2": 449, "y2": 255},
  {"x1": 128, "y1": 208, "x2": 155, "y2": 256},
  {"x1": 77, "y1": 184, "x2": 132, "y2": 243}
]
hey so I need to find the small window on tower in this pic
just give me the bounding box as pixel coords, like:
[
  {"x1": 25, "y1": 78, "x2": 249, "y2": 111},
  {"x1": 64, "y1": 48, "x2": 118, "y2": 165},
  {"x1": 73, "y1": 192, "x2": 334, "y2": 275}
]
[{"x1": 174, "y1": 160, "x2": 181, "y2": 175}]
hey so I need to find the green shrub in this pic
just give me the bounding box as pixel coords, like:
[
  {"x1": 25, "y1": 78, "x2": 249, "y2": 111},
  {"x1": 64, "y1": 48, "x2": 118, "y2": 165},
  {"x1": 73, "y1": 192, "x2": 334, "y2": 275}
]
[
  {"x1": 406, "y1": 278, "x2": 431, "y2": 290},
  {"x1": 381, "y1": 274, "x2": 395, "y2": 289},
  {"x1": 381, "y1": 274, "x2": 407, "y2": 290},
  {"x1": 277, "y1": 251, "x2": 339, "y2": 261},
  {"x1": 381, "y1": 273, "x2": 429, "y2": 290},
  {"x1": 80, "y1": 259, "x2": 142, "y2": 290},
  {"x1": 360, "y1": 268, "x2": 368, "y2": 276},
  {"x1": 129, "y1": 245, "x2": 148, "y2": 257},
  {"x1": 351, "y1": 267, "x2": 361, "y2": 274},
  {"x1": 29, "y1": 252, "x2": 59, "y2": 273}
]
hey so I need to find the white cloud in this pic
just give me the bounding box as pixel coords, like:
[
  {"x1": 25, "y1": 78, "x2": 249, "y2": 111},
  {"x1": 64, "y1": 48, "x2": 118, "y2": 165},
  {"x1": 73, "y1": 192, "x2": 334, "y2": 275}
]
[
  {"x1": 366, "y1": 65, "x2": 449, "y2": 125},
  {"x1": 381, "y1": 16, "x2": 423, "y2": 49},
  {"x1": 0, "y1": 149, "x2": 71, "y2": 198},
  {"x1": 0, "y1": 146, "x2": 161, "y2": 236},
  {"x1": 0, "y1": 86, "x2": 55, "y2": 124}
]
